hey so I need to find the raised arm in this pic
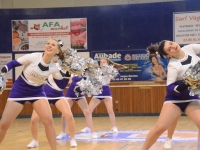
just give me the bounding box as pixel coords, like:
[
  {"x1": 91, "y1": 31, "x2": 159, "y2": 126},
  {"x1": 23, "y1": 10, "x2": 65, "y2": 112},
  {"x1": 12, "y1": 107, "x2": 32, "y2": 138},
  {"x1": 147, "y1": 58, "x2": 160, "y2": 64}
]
[
  {"x1": 1, "y1": 53, "x2": 34, "y2": 73},
  {"x1": 191, "y1": 44, "x2": 200, "y2": 54},
  {"x1": 186, "y1": 44, "x2": 200, "y2": 55}
]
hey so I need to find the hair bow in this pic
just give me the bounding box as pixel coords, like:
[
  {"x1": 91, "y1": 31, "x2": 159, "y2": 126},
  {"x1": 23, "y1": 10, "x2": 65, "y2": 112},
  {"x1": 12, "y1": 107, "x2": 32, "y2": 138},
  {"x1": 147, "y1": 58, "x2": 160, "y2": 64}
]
[{"x1": 58, "y1": 40, "x2": 63, "y2": 48}]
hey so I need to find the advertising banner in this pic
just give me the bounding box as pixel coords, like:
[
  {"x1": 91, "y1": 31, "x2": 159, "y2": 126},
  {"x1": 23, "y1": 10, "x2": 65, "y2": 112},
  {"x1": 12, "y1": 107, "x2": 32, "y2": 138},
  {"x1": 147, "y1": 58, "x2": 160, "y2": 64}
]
[
  {"x1": 12, "y1": 18, "x2": 87, "y2": 51},
  {"x1": 0, "y1": 54, "x2": 13, "y2": 84},
  {"x1": 173, "y1": 11, "x2": 200, "y2": 45},
  {"x1": 91, "y1": 50, "x2": 168, "y2": 82}
]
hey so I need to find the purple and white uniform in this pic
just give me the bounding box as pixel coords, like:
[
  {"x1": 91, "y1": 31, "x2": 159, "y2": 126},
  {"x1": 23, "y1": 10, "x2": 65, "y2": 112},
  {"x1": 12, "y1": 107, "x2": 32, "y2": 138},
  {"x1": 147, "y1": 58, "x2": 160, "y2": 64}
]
[
  {"x1": 44, "y1": 64, "x2": 70, "y2": 105},
  {"x1": 66, "y1": 75, "x2": 85, "y2": 101},
  {"x1": 5, "y1": 53, "x2": 64, "y2": 104},
  {"x1": 164, "y1": 44, "x2": 200, "y2": 112},
  {"x1": 93, "y1": 70, "x2": 120, "y2": 100}
]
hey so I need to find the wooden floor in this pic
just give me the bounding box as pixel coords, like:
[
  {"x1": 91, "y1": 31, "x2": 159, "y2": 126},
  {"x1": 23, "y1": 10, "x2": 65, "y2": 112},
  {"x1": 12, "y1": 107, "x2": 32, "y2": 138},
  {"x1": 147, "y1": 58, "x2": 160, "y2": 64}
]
[{"x1": 0, "y1": 116, "x2": 199, "y2": 150}]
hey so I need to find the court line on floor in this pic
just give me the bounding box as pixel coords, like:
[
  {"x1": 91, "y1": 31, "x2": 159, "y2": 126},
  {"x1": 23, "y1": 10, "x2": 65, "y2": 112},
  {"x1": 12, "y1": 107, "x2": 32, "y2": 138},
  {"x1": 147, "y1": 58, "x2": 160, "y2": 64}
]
[
  {"x1": 6, "y1": 126, "x2": 45, "y2": 135},
  {"x1": 118, "y1": 142, "x2": 134, "y2": 150},
  {"x1": 6, "y1": 129, "x2": 30, "y2": 135}
]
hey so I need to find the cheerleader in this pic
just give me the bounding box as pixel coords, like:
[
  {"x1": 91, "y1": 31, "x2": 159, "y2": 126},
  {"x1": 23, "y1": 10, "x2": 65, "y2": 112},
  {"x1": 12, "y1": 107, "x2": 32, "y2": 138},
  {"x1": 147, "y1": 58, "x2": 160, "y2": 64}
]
[
  {"x1": 148, "y1": 45, "x2": 179, "y2": 149},
  {"x1": 27, "y1": 64, "x2": 77, "y2": 148},
  {"x1": 0, "y1": 39, "x2": 66, "y2": 150},
  {"x1": 56, "y1": 75, "x2": 98, "y2": 139},
  {"x1": 142, "y1": 41, "x2": 200, "y2": 150},
  {"x1": 81, "y1": 58, "x2": 126, "y2": 133}
]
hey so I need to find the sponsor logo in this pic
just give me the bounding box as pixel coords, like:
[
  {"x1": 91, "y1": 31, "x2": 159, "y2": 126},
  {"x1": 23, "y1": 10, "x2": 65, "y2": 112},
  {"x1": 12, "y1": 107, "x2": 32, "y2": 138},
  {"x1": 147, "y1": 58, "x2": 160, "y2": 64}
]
[
  {"x1": 30, "y1": 71, "x2": 47, "y2": 80},
  {"x1": 94, "y1": 53, "x2": 121, "y2": 61},
  {"x1": 0, "y1": 55, "x2": 11, "y2": 59},
  {"x1": 124, "y1": 54, "x2": 132, "y2": 61},
  {"x1": 132, "y1": 54, "x2": 149, "y2": 60}
]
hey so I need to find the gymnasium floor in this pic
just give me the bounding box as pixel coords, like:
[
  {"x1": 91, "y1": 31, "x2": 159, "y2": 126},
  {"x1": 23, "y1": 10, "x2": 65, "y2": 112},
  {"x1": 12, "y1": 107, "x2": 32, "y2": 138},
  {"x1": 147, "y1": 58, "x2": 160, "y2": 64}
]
[{"x1": 0, "y1": 116, "x2": 198, "y2": 150}]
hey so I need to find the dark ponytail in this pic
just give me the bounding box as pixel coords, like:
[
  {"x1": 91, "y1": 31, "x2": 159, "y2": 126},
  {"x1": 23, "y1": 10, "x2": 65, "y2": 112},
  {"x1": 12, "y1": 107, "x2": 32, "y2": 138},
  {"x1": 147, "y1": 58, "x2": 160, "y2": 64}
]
[
  {"x1": 53, "y1": 39, "x2": 65, "y2": 60},
  {"x1": 157, "y1": 40, "x2": 167, "y2": 59},
  {"x1": 147, "y1": 40, "x2": 167, "y2": 59},
  {"x1": 147, "y1": 44, "x2": 159, "y2": 66},
  {"x1": 57, "y1": 50, "x2": 64, "y2": 60}
]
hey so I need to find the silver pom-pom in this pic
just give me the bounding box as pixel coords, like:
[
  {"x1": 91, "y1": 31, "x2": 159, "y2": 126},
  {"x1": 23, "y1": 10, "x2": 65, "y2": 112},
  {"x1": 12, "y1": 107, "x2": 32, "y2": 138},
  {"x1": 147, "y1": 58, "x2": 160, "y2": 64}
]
[
  {"x1": 101, "y1": 64, "x2": 119, "y2": 80},
  {"x1": 76, "y1": 75, "x2": 103, "y2": 97},
  {"x1": 188, "y1": 87, "x2": 200, "y2": 96},
  {"x1": 183, "y1": 61, "x2": 200, "y2": 96},
  {"x1": 0, "y1": 73, "x2": 6, "y2": 94},
  {"x1": 84, "y1": 58, "x2": 95, "y2": 68},
  {"x1": 59, "y1": 48, "x2": 86, "y2": 75},
  {"x1": 76, "y1": 79, "x2": 93, "y2": 97},
  {"x1": 74, "y1": 60, "x2": 103, "y2": 97}
]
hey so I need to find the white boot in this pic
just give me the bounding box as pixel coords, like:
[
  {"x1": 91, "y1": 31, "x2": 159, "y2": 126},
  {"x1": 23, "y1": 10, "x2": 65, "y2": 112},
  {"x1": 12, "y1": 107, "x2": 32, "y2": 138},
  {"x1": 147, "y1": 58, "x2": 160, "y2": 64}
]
[
  {"x1": 70, "y1": 138, "x2": 77, "y2": 147},
  {"x1": 164, "y1": 138, "x2": 172, "y2": 149},
  {"x1": 27, "y1": 139, "x2": 39, "y2": 148},
  {"x1": 111, "y1": 126, "x2": 118, "y2": 133},
  {"x1": 56, "y1": 132, "x2": 66, "y2": 140},
  {"x1": 91, "y1": 132, "x2": 98, "y2": 139},
  {"x1": 80, "y1": 127, "x2": 91, "y2": 133}
]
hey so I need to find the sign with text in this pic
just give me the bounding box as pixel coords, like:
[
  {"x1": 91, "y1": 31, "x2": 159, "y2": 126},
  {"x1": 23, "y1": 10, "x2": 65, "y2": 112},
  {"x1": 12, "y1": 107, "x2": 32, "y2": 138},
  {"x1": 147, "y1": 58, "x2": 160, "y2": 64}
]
[
  {"x1": 173, "y1": 11, "x2": 200, "y2": 45},
  {"x1": 0, "y1": 54, "x2": 13, "y2": 84},
  {"x1": 91, "y1": 50, "x2": 168, "y2": 82},
  {"x1": 12, "y1": 18, "x2": 87, "y2": 51}
]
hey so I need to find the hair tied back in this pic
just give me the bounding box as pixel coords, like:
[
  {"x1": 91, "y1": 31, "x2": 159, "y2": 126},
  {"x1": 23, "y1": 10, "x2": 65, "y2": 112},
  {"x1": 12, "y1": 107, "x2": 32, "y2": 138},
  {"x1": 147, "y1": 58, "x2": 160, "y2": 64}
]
[{"x1": 58, "y1": 39, "x2": 63, "y2": 48}]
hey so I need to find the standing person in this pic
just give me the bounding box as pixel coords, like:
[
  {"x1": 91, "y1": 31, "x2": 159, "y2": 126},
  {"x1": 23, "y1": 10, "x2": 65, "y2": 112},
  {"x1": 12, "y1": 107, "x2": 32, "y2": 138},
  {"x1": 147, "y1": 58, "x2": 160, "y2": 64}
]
[
  {"x1": 81, "y1": 58, "x2": 126, "y2": 133},
  {"x1": 0, "y1": 39, "x2": 66, "y2": 150},
  {"x1": 148, "y1": 45, "x2": 179, "y2": 149},
  {"x1": 56, "y1": 75, "x2": 98, "y2": 139},
  {"x1": 27, "y1": 64, "x2": 77, "y2": 148},
  {"x1": 142, "y1": 41, "x2": 200, "y2": 150}
]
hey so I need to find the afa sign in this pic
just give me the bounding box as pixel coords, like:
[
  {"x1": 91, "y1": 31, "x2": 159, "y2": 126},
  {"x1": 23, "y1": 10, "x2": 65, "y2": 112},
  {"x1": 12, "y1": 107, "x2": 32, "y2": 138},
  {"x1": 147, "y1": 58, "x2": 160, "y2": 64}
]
[{"x1": 12, "y1": 18, "x2": 87, "y2": 52}]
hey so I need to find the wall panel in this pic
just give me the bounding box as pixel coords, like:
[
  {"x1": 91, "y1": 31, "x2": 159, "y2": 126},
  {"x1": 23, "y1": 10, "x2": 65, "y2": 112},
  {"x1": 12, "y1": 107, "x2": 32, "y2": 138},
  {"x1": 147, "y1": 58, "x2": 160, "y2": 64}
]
[{"x1": 0, "y1": 83, "x2": 166, "y2": 117}]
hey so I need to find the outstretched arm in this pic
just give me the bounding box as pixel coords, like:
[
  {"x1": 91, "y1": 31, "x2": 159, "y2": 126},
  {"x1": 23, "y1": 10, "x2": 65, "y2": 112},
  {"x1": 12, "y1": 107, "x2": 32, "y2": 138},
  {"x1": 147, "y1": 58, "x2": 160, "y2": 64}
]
[
  {"x1": 52, "y1": 70, "x2": 70, "y2": 89},
  {"x1": 1, "y1": 60, "x2": 22, "y2": 73},
  {"x1": 1, "y1": 53, "x2": 36, "y2": 73},
  {"x1": 190, "y1": 44, "x2": 200, "y2": 55}
]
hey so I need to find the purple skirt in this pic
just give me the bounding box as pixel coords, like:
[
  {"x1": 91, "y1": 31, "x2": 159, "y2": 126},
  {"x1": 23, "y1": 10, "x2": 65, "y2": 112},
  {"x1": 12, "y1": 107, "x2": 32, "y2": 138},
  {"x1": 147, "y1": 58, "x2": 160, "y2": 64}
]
[
  {"x1": 66, "y1": 81, "x2": 84, "y2": 99},
  {"x1": 93, "y1": 85, "x2": 112, "y2": 99},
  {"x1": 8, "y1": 76, "x2": 47, "y2": 101},
  {"x1": 165, "y1": 81, "x2": 199, "y2": 103},
  {"x1": 44, "y1": 84, "x2": 64, "y2": 99}
]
